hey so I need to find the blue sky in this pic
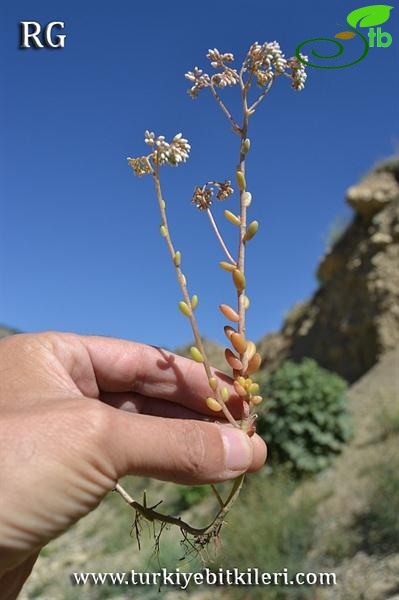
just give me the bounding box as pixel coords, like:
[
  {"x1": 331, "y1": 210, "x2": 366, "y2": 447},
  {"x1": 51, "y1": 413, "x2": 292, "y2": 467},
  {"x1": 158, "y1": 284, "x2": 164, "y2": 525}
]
[{"x1": 0, "y1": 0, "x2": 397, "y2": 349}]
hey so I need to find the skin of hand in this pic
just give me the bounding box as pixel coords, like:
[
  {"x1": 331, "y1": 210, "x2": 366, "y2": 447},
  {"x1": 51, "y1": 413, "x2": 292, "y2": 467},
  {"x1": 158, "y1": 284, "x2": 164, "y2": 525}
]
[{"x1": 0, "y1": 332, "x2": 266, "y2": 598}]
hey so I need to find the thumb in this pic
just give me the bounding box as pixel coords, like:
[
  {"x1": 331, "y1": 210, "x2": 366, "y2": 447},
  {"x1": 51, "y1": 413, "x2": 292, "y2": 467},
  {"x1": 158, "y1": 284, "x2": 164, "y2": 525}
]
[{"x1": 107, "y1": 409, "x2": 266, "y2": 485}]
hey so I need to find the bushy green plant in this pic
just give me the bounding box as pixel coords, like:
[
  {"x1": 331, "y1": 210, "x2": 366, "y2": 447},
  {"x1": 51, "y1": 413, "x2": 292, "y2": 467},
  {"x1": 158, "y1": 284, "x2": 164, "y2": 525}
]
[
  {"x1": 174, "y1": 484, "x2": 210, "y2": 511},
  {"x1": 257, "y1": 359, "x2": 351, "y2": 475}
]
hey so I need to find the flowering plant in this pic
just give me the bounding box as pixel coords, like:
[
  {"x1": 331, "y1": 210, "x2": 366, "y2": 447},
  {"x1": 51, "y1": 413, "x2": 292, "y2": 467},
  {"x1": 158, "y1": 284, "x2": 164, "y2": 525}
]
[{"x1": 116, "y1": 42, "x2": 307, "y2": 554}]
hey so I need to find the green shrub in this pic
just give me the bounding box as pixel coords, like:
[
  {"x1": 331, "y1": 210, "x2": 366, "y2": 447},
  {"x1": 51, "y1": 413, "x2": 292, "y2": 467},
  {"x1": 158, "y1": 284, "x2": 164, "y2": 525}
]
[
  {"x1": 257, "y1": 359, "x2": 351, "y2": 475},
  {"x1": 174, "y1": 484, "x2": 210, "y2": 511}
]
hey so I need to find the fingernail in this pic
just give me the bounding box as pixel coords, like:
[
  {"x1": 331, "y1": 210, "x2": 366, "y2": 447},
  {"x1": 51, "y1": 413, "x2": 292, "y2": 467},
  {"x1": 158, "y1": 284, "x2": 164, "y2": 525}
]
[{"x1": 222, "y1": 427, "x2": 252, "y2": 472}]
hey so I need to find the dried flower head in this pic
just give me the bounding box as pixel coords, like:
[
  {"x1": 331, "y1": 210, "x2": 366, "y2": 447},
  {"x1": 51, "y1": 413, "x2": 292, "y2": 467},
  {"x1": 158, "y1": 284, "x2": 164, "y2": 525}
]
[
  {"x1": 127, "y1": 156, "x2": 152, "y2": 176},
  {"x1": 215, "y1": 180, "x2": 234, "y2": 200},
  {"x1": 192, "y1": 185, "x2": 213, "y2": 210},
  {"x1": 191, "y1": 180, "x2": 233, "y2": 210}
]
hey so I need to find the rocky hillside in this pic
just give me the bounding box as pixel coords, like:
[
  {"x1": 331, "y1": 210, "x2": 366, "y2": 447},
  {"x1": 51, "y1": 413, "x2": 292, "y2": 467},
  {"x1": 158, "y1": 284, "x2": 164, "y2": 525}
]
[
  {"x1": 309, "y1": 345, "x2": 399, "y2": 600},
  {"x1": 258, "y1": 156, "x2": 399, "y2": 382}
]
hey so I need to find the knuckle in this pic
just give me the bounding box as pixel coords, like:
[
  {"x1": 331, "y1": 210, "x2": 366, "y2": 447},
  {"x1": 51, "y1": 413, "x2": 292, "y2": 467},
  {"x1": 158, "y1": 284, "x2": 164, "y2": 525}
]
[
  {"x1": 37, "y1": 330, "x2": 80, "y2": 351},
  {"x1": 59, "y1": 400, "x2": 118, "y2": 482},
  {"x1": 76, "y1": 401, "x2": 113, "y2": 447}
]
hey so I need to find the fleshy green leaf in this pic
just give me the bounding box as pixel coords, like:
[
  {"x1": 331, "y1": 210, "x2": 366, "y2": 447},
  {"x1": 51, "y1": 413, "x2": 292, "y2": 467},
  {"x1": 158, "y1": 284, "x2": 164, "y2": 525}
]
[
  {"x1": 347, "y1": 5, "x2": 393, "y2": 28},
  {"x1": 335, "y1": 31, "x2": 357, "y2": 39}
]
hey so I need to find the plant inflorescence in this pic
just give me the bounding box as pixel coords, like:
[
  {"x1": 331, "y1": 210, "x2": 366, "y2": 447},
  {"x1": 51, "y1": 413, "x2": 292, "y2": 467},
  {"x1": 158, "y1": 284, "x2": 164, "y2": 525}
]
[{"x1": 116, "y1": 41, "x2": 308, "y2": 555}]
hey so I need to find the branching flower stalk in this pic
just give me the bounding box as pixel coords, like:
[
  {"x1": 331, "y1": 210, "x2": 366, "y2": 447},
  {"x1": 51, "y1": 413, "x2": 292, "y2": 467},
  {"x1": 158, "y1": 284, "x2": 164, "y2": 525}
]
[
  {"x1": 206, "y1": 207, "x2": 235, "y2": 264},
  {"x1": 118, "y1": 42, "x2": 308, "y2": 553},
  {"x1": 153, "y1": 159, "x2": 238, "y2": 427}
]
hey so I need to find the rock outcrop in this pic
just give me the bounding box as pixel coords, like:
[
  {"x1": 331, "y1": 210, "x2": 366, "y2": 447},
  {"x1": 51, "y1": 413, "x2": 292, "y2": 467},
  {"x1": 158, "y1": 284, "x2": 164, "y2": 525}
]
[
  {"x1": 259, "y1": 157, "x2": 399, "y2": 382},
  {"x1": 309, "y1": 345, "x2": 399, "y2": 600}
]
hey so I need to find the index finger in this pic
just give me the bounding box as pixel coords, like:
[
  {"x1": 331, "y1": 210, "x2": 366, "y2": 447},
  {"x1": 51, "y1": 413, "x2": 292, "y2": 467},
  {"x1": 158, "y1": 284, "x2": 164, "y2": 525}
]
[{"x1": 80, "y1": 335, "x2": 240, "y2": 416}]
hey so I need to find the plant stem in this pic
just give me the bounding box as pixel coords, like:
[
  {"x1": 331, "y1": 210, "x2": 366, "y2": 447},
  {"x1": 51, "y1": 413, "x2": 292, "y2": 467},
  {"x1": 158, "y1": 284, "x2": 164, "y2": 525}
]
[
  {"x1": 209, "y1": 83, "x2": 241, "y2": 134},
  {"x1": 248, "y1": 78, "x2": 274, "y2": 113},
  {"x1": 206, "y1": 208, "x2": 236, "y2": 264},
  {"x1": 153, "y1": 162, "x2": 239, "y2": 428},
  {"x1": 211, "y1": 484, "x2": 224, "y2": 508},
  {"x1": 236, "y1": 98, "x2": 250, "y2": 347}
]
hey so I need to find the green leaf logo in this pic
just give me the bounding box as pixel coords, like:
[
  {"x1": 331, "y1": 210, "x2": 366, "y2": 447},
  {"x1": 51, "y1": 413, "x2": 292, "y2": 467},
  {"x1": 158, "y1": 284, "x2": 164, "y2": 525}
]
[{"x1": 347, "y1": 4, "x2": 393, "y2": 28}]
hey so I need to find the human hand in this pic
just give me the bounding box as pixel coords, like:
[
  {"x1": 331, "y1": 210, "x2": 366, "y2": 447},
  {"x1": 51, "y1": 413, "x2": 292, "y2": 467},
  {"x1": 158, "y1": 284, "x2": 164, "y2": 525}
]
[{"x1": 0, "y1": 332, "x2": 266, "y2": 598}]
